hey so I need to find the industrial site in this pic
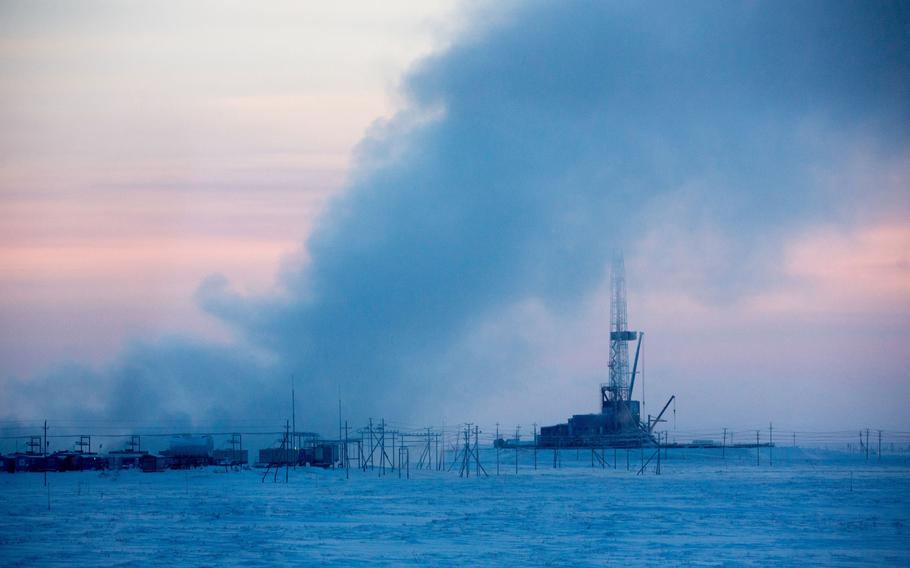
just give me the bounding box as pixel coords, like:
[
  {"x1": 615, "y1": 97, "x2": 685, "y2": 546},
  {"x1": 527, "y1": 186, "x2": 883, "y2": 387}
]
[
  {"x1": 3, "y1": 0, "x2": 908, "y2": 565},
  {"x1": 3, "y1": 256, "x2": 906, "y2": 565},
  {"x1": 2, "y1": 258, "x2": 905, "y2": 479}
]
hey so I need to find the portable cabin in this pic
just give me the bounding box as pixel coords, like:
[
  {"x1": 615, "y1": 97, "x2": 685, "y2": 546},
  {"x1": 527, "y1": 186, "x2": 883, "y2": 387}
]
[
  {"x1": 213, "y1": 449, "x2": 248, "y2": 466},
  {"x1": 300, "y1": 444, "x2": 337, "y2": 468},
  {"x1": 258, "y1": 447, "x2": 301, "y2": 466},
  {"x1": 108, "y1": 450, "x2": 148, "y2": 469},
  {"x1": 51, "y1": 451, "x2": 107, "y2": 471},
  {"x1": 139, "y1": 454, "x2": 169, "y2": 472}
]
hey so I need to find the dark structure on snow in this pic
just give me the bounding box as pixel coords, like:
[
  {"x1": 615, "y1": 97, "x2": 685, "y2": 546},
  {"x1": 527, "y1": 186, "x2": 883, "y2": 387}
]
[{"x1": 533, "y1": 254, "x2": 674, "y2": 448}]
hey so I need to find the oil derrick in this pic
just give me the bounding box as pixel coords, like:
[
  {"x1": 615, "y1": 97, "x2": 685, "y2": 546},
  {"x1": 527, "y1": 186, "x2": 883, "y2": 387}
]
[
  {"x1": 537, "y1": 251, "x2": 660, "y2": 448},
  {"x1": 604, "y1": 252, "x2": 635, "y2": 408},
  {"x1": 602, "y1": 252, "x2": 647, "y2": 441}
]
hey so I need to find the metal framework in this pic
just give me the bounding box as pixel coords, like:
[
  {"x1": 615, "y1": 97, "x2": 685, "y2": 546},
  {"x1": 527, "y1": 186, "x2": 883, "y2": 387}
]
[
  {"x1": 603, "y1": 252, "x2": 637, "y2": 407},
  {"x1": 532, "y1": 250, "x2": 662, "y2": 448}
]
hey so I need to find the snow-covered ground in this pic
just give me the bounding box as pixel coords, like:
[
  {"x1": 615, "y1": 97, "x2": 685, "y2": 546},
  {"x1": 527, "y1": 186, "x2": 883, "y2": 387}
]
[{"x1": 1, "y1": 448, "x2": 908, "y2": 566}]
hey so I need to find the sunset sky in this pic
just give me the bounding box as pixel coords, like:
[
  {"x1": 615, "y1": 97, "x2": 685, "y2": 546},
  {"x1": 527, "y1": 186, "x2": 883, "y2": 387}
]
[
  {"x1": 1, "y1": 1, "x2": 908, "y2": 434},
  {"x1": 1, "y1": 1, "x2": 459, "y2": 372}
]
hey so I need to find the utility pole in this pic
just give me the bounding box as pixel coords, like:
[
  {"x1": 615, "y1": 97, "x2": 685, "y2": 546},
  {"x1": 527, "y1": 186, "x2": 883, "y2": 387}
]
[
  {"x1": 285, "y1": 419, "x2": 290, "y2": 483},
  {"x1": 474, "y1": 425, "x2": 481, "y2": 475},
  {"x1": 656, "y1": 430, "x2": 661, "y2": 475},
  {"x1": 425, "y1": 427, "x2": 432, "y2": 471},
  {"x1": 495, "y1": 423, "x2": 500, "y2": 476},
  {"x1": 43, "y1": 419, "x2": 48, "y2": 487},
  {"x1": 380, "y1": 419, "x2": 387, "y2": 476},
  {"x1": 515, "y1": 425, "x2": 520, "y2": 474},
  {"x1": 291, "y1": 375, "x2": 296, "y2": 452},
  {"x1": 461, "y1": 425, "x2": 472, "y2": 478},
  {"x1": 722, "y1": 427, "x2": 726, "y2": 461},
  {"x1": 866, "y1": 429, "x2": 870, "y2": 461},
  {"x1": 344, "y1": 421, "x2": 350, "y2": 480}
]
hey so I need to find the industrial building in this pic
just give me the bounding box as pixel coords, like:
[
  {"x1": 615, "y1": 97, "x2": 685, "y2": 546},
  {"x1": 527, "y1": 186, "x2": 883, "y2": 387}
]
[
  {"x1": 108, "y1": 435, "x2": 147, "y2": 469},
  {"x1": 258, "y1": 447, "x2": 299, "y2": 466},
  {"x1": 108, "y1": 450, "x2": 149, "y2": 469},
  {"x1": 532, "y1": 254, "x2": 672, "y2": 449},
  {"x1": 0, "y1": 430, "x2": 344, "y2": 473},
  {"x1": 140, "y1": 454, "x2": 169, "y2": 472},
  {"x1": 213, "y1": 449, "x2": 248, "y2": 465},
  {"x1": 258, "y1": 444, "x2": 337, "y2": 468},
  {"x1": 161, "y1": 435, "x2": 215, "y2": 468}
]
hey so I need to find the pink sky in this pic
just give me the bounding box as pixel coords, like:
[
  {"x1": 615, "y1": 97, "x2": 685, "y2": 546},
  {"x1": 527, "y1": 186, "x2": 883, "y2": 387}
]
[
  {"x1": 0, "y1": 1, "x2": 458, "y2": 377},
  {"x1": 1, "y1": 1, "x2": 907, "y2": 432}
]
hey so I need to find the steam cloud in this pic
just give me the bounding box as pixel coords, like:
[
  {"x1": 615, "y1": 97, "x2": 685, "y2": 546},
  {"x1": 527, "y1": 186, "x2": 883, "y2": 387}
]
[{"x1": 3, "y1": 1, "x2": 908, "y2": 433}]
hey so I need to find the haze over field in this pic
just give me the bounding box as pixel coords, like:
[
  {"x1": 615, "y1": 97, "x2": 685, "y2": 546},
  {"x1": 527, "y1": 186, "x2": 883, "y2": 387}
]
[{"x1": 1, "y1": 1, "x2": 908, "y2": 434}]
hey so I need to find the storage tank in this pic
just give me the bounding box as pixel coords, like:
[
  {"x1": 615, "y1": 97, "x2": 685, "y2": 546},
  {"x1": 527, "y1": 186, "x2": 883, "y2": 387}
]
[{"x1": 168, "y1": 435, "x2": 213, "y2": 458}]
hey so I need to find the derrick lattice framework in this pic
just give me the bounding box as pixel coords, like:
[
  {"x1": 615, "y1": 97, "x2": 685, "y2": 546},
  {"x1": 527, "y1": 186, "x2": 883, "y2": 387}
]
[
  {"x1": 604, "y1": 253, "x2": 633, "y2": 407},
  {"x1": 535, "y1": 251, "x2": 658, "y2": 448}
]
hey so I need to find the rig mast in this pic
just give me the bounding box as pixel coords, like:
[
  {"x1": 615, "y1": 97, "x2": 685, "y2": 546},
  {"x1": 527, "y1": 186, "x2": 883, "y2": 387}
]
[
  {"x1": 603, "y1": 253, "x2": 637, "y2": 409},
  {"x1": 531, "y1": 251, "x2": 665, "y2": 449}
]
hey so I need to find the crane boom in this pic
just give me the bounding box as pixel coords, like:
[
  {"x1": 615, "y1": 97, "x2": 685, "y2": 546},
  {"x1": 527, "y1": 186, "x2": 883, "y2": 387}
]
[
  {"x1": 626, "y1": 332, "x2": 643, "y2": 401},
  {"x1": 649, "y1": 395, "x2": 675, "y2": 433}
]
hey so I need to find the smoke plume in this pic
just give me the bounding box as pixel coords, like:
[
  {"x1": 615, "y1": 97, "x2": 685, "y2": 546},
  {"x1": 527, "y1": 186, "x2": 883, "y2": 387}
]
[{"x1": 3, "y1": 1, "x2": 908, "y2": 433}]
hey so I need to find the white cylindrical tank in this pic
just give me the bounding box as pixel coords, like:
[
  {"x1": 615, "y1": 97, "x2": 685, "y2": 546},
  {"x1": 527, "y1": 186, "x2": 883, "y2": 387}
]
[{"x1": 168, "y1": 435, "x2": 214, "y2": 457}]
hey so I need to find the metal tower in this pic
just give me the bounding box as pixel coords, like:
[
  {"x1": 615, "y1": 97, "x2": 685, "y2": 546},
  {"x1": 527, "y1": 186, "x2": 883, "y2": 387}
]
[{"x1": 603, "y1": 252, "x2": 637, "y2": 409}]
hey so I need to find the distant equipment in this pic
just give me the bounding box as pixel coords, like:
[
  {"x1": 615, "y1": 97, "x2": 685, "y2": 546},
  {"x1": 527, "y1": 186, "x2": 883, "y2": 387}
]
[
  {"x1": 108, "y1": 437, "x2": 148, "y2": 469},
  {"x1": 162, "y1": 435, "x2": 214, "y2": 468},
  {"x1": 167, "y1": 435, "x2": 214, "y2": 457},
  {"x1": 535, "y1": 253, "x2": 671, "y2": 448}
]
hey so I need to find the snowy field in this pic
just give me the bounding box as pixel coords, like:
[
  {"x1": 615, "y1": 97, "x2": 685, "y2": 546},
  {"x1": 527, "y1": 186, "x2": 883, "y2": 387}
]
[{"x1": 1, "y1": 448, "x2": 908, "y2": 566}]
